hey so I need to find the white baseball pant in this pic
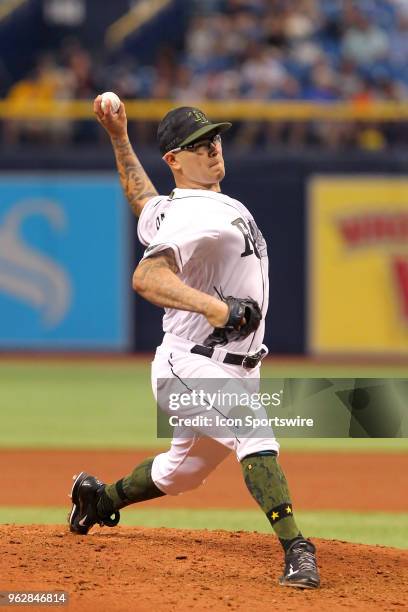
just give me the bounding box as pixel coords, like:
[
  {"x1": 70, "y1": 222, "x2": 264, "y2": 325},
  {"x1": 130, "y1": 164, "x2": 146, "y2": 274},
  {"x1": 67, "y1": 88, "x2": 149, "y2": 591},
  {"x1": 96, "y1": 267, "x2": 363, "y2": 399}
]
[{"x1": 150, "y1": 332, "x2": 280, "y2": 495}]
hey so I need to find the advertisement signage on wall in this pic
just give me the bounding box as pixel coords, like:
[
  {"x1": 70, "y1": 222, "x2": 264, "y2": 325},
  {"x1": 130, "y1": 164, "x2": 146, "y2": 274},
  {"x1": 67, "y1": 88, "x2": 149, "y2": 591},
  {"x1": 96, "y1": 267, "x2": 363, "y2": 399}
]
[
  {"x1": 0, "y1": 175, "x2": 130, "y2": 350},
  {"x1": 309, "y1": 176, "x2": 408, "y2": 355}
]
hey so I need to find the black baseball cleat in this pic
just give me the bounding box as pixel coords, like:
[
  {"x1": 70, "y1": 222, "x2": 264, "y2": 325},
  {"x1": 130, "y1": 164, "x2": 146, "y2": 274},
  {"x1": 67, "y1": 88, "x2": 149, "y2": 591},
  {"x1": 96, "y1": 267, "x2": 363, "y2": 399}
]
[
  {"x1": 68, "y1": 471, "x2": 120, "y2": 535},
  {"x1": 279, "y1": 539, "x2": 320, "y2": 589}
]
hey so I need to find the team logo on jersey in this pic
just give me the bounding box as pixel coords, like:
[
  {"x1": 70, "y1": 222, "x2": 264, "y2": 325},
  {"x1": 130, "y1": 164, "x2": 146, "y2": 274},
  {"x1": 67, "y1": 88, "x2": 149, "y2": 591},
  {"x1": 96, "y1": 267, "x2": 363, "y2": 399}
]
[
  {"x1": 0, "y1": 199, "x2": 72, "y2": 328},
  {"x1": 249, "y1": 219, "x2": 267, "y2": 258},
  {"x1": 232, "y1": 217, "x2": 267, "y2": 259}
]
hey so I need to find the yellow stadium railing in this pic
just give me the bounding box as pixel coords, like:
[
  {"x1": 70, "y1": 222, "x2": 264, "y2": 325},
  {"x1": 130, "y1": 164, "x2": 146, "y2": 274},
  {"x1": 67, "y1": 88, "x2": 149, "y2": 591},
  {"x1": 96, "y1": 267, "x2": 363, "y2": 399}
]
[
  {"x1": 0, "y1": 99, "x2": 408, "y2": 121},
  {"x1": 0, "y1": 0, "x2": 28, "y2": 23},
  {"x1": 106, "y1": 0, "x2": 172, "y2": 49}
]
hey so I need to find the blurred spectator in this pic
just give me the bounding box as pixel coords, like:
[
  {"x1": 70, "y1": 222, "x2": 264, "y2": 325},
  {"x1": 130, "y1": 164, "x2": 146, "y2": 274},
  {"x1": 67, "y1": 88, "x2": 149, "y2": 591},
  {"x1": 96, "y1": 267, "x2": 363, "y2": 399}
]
[
  {"x1": 3, "y1": 0, "x2": 408, "y2": 149},
  {"x1": 64, "y1": 45, "x2": 96, "y2": 99},
  {"x1": 342, "y1": 8, "x2": 389, "y2": 65},
  {"x1": 304, "y1": 60, "x2": 339, "y2": 101},
  {"x1": 337, "y1": 59, "x2": 363, "y2": 98},
  {"x1": 283, "y1": 0, "x2": 320, "y2": 42},
  {"x1": 172, "y1": 64, "x2": 201, "y2": 101},
  {"x1": 388, "y1": 13, "x2": 408, "y2": 65},
  {"x1": 241, "y1": 45, "x2": 287, "y2": 98},
  {"x1": 357, "y1": 124, "x2": 387, "y2": 150},
  {"x1": 4, "y1": 54, "x2": 74, "y2": 144}
]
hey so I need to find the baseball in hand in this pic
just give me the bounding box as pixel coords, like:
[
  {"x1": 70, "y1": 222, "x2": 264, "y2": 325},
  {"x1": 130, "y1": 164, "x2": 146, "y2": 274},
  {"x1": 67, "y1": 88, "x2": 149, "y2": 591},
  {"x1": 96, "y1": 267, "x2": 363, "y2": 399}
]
[{"x1": 100, "y1": 91, "x2": 121, "y2": 113}]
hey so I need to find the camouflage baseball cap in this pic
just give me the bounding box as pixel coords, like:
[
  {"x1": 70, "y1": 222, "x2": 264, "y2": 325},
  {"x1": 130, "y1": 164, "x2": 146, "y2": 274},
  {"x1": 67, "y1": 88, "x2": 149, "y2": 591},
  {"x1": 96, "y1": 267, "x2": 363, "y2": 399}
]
[{"x1": 158, "y1": 106, "x2": 232, "y2": 155}]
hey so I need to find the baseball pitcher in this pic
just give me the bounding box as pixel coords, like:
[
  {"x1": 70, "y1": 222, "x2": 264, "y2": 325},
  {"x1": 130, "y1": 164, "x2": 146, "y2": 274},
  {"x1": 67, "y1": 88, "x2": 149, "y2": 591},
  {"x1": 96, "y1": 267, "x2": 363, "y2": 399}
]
[{"x1": 68, "y1": 98, "x2": 320, "y2": 589}]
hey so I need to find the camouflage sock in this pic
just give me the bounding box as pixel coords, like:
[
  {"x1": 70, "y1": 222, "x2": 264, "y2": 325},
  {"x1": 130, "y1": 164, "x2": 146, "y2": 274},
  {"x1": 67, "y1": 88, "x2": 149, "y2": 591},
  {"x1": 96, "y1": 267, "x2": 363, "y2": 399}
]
[
  {"x1": 240, "y1": 453, "x2": 302, "y2": 548},
  {"x1": 97, "y1": 457, "x2": 165, "y2": 517}
]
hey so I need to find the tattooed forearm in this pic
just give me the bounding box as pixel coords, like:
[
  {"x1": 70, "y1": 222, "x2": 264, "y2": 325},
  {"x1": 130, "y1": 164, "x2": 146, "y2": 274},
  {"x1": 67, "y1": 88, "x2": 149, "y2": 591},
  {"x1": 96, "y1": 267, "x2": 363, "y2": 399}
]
[
  {"x1": 111, "y1": 136, "x2": 158, "y2": 217},
  {"x1": 132, "y1": 249, "x2": 227, "y2": 326}
]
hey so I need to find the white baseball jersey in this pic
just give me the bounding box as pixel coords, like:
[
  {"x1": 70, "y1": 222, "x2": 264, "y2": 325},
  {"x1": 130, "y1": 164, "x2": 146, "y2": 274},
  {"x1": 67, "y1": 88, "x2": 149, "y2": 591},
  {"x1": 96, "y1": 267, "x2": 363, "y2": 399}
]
[{"x1": 137, "y1": 188, "x2": 269, "y2": 354}]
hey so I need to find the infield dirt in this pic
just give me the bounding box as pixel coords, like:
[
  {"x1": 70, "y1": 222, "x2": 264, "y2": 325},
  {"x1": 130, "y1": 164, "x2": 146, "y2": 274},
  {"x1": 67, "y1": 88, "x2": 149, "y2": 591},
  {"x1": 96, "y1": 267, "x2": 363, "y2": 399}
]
[
  {"x1": 2, "y1": 450, "x2": 407, "y2": 610},
  {"x1": 1, "y1": 525, "x2": 408, "y2": 611},
  {"x1": 1, "y1": 449, "x2": 407, "y2": 510}
]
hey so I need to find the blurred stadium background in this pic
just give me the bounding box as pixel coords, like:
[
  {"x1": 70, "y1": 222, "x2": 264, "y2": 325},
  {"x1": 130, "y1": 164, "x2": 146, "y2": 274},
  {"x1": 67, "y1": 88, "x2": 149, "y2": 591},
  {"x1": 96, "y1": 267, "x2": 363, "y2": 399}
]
[
  {"x1": 1, "y1": 0, "x2": 408, "y2": 355},
  {"x1": 0, "y1": 0, "x2": 407, "y2": 546}
]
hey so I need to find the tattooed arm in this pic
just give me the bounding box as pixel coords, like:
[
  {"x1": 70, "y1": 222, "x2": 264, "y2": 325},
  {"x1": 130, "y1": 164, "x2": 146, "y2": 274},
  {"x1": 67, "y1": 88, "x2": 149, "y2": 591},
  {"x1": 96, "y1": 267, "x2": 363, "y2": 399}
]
[
  {"x1": 93, "y1": 96, "x2": 158, "y2": 217},
  {"x1": 110, "y1": 136, "x2": 158, "y2": 217},
  {"x1": 133, "y1": 249, "x2": 229, "y2": 328}
]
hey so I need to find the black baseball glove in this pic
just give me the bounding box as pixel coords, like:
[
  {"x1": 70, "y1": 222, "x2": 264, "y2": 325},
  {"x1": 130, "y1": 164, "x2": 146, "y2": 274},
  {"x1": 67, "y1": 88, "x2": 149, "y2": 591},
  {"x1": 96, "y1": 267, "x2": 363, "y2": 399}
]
[{"x1": 203, "y1": 288, "x2": 262, "y2": 348}]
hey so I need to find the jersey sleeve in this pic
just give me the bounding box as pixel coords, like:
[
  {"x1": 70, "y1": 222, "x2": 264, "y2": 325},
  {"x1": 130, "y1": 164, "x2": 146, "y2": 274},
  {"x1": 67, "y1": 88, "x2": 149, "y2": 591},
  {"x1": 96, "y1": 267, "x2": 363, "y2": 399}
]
[
  {"x1": 141, "y1": 202, "x2": 220, "y2": 271},
  {"x1": 137, "y1": 196, "x2": 167, "y2": 246}
]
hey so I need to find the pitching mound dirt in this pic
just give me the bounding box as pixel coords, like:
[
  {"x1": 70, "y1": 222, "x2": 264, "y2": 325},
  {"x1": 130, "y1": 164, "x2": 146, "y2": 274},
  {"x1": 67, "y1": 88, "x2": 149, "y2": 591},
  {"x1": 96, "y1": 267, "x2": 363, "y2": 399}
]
[{"x1": 1, "y1": 525, "x2": 407, "y2": 611}]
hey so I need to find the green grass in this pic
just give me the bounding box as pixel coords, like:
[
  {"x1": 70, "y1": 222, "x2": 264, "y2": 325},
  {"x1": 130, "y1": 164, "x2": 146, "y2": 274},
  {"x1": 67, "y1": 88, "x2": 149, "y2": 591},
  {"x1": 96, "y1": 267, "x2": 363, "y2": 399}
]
[
  {"x1": 0, "y1": 507, "x2": 407, "y2": 549},
  {"x1": 0, "y1": 363, "x2": 156, "y2": 448},
  {"x1": 1, "y1": 361, "x2": 407, "y2": 450}
]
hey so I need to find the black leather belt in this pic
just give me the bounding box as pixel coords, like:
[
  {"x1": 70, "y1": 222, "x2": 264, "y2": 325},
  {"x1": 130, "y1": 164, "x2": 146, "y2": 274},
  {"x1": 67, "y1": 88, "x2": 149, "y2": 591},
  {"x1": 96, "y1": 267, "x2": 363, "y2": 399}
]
[{"x1": 191, "y1": 345, "x2": 267, "y2": 369}]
